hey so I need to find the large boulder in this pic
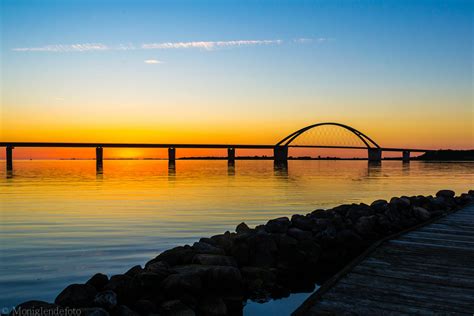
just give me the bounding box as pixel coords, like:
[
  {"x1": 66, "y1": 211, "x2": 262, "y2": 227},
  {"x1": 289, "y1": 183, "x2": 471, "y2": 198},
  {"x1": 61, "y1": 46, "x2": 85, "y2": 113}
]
[
  {"x1": 86, "y1": 273, "x2": 109, "y2": 291},
  {"x1": 125, "y1": 265, "x2": 143, "y2": 277},
  {"x1": 55, "y1": 284, "x2": 97, "y2": 308},
  {"x1": 93, "y1": 291, "x2": 117, "y2": 310},
  {"x1": 412, "y1": 206, "x2": 431, "y2": 221},
  {"x1": 147, "y1": 246, "x2": 196, "y2": 267},
  {"x1": 291, "y1": 215, "x2": 313, "y2": 231},
  {"x1": 436, "y1": 189, "x2": 455, "y2": 199},
  {"x1": 192, "y1": 254, "x2": 237, "y2": 267},
  {"x1": 197, "y1": 297, "x2": 227, "y2": 316},
  {"x1": 192, "y1": 242, "x2": 225, "y2": 255},
  {"x1": 204, "y1": 266, "x2": 243, "y2": 295},
  {"x1": 354, "y1": 216, "x2": 377, "y2": 237},
  {"x1": 104, "y1": 275, "x2": 138, "y2": 304},
  {"x1": 160, "y1": 300, "x2": 195, "y2": 316},
  {"x1": 235, "y1": 222, "x2": 251, "y2": 234},
  {"x1": 287, "y1": 227, "x2": 312, "y2": 241},
  {"x1": 161, "y1": 269, "x2": 203, "y2": 296},
  {"x1": 265, "y1": 217, "x2": 290, "y2": 233}
]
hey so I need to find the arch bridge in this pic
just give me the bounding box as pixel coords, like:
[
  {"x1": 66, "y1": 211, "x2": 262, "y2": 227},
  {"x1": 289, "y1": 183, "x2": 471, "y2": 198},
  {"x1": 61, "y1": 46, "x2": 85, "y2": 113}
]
[{"x1": 1, "y1": 122, "x2": 433, "y2": 172}]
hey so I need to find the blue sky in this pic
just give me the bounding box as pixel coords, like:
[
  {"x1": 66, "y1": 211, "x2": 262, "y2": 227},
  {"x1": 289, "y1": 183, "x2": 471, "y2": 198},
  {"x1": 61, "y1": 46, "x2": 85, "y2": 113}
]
[{"x1": 1, "y1": 0, "x2": 472, "y2": 150}]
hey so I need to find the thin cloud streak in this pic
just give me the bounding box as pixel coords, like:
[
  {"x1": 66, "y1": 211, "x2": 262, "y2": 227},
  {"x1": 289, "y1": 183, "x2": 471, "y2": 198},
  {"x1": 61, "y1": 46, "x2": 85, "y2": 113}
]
[
  {"x1": 144, "y1": 59, "x2": 163, "y2": 64},
  {"x1": 12, "y1": 38, "x2": 325, "y2": 53}
]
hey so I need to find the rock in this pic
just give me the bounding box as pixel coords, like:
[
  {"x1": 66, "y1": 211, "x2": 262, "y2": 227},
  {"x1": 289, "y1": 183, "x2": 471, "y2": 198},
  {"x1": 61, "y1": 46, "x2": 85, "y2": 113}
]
[
  {"x1": 204, "y1": 266, "x2": 243, "y2": 295},
  {"x1": 113, "y1": 305, "x2": 140, "y2": 316},
  {"x1": 412, "y1": 206, "x2": 431, "y2": 221},
  {"x1": 86, "y1": 273, "x2": 109, "y2": 291},
  {"x1": 125, "y1": 265, "x2": 143, "y2": 277},
  {"x1": 235, "y1": 222, "x2": 251, "y2": 234},
  {"x1": 240, "y1": 267, "x2": 276, "y2": 284},
  {"x1": 346, "y1": 205, "x2": 373, "y2": 222},
  {"x1": 436, "y1": 190, "x2": 455, "y2": 199},
  {"x1": 55, "y1": 284, "x2": 97, "y2": 308},
  {"x1": 248, "y1": 232, "x2": 278, "y2": 267},
  {"x1": 210, "y1": 232, "x2": 234, "y2": 253},
  {"x1": 390, "y1": 197, "x2": 411, "y2": 209},
  {"x1": 354, "y1": 216, "x2": 376, "y2": 237},
  {"x1": 197, "y1": 297, "x2": 227, "y2": 316},
  {"x1": 133, "y1": 272, "x2": 168, "y2": 292},
  {"x1": 230, "y1": 241, "x2": 250, "y2": 266},
  {"x1": 265, "y1": 217, "x2": 290, "y2": 233},
  {"x1": 287, "y1": 227, "x2": 312, "y2": 241},
  {"x1": 104, "y1": 275, "x2": 137, "y2": 304},
  {"x1": 148, "y1": 246, "x2": 196, "y2": 267},
  {"x1": 145, "y1": 261, "x2": 171, "y2": 277},
  {"x1": 370, "y1": 199, "x2": 388, "y2": 212},
  {"x1": 132, "y1": 299, "x2": 156, "y2": 315},
  {"x1": 161, "y1": 270, "x2": 202, "y2": 296},
  {"x1": 192, "y1": 242, "x2": 225, "y2": 255},
  {"x1": 192, "y1": 254, "x2": 237, "y2": 267},
  {"x1": 311, "y1": 209, "x2": 335, "y2": 219},
  {"x1": 93, "y1": 290, "x2": 117, "y2": 310},
  {"x1": 291, "y1": 214, "x2": 313, "y2": 231},
  {"x1": 81, "y1": 308, "x2": 109, "y2": 316},
  {"x1": 160, "y1": 300, "x2": 195, "y2": 316}
]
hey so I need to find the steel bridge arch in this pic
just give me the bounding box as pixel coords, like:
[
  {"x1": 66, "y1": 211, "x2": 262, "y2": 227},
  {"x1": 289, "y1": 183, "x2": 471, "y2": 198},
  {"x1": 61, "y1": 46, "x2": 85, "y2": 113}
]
[{"x1": 275, "y1": 122, "x2": 380, "y2": 148}]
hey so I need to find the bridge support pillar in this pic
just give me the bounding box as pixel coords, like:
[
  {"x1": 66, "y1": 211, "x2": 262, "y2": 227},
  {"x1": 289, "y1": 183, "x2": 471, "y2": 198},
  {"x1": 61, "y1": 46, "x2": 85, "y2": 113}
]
[
  {"x1": 96, "y1": 147, "x2": 103, "y2": 172},
  {"x1": 6, "y1": 146, "x2": 14, "y2": 172},
  {"x1": 168, "y1": 147, "x2": 176, "y2": 162},
  {"x1": 274, "y1": 146, "x2": 288, "y2": 162},
  {"x1": 368, "y1": 148, "x2": 382, "y2": 162},
  {"x1": 227, "y1": 147, "x2": 235, "y2": 162},
  {"x1": 402, "y1": 150, "x2": 410, "y2": 163}
]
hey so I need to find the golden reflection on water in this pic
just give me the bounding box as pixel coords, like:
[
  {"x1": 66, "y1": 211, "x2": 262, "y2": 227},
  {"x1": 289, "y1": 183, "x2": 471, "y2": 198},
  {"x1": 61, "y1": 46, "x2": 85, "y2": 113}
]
[{"x1": 0, "y1": 160, "x2": 473, "y2": 308}]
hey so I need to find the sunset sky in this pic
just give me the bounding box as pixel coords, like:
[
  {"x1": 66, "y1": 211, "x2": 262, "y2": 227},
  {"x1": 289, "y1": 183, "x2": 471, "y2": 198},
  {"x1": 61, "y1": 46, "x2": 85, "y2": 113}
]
[{"x1": 1, "y1": 0, "x2": 472, "y2": 158}]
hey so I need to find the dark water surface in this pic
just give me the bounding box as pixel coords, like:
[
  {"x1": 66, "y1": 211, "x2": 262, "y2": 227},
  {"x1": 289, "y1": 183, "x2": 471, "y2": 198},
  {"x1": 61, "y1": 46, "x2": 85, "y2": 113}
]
[{"x1": 1, "y1": 160, "x2": 472, "y2": 314}]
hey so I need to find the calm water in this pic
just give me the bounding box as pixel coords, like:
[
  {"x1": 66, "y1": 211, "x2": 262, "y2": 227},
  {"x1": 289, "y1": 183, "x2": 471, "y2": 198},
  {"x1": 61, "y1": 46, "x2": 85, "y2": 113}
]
[{"x1": 1, "y1": 160, "x2": 473, "y2": 313}]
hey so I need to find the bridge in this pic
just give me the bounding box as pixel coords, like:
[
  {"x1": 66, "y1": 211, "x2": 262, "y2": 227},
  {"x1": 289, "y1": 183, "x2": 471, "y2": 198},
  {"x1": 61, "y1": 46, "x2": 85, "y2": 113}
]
[{"x1": 1, "y1": 122, "x2": 433, "y2": 172}]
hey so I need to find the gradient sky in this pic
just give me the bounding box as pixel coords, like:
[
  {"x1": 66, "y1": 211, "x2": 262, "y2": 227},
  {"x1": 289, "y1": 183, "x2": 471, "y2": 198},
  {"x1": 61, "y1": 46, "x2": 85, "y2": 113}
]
[{"x1": 1, "y1": 0, "x2": 473, "y2": 158}]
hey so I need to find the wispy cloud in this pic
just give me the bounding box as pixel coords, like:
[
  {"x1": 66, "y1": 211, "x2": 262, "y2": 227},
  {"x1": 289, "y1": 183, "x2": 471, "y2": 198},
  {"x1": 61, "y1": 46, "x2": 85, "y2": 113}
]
[
  {"x1": 12, "y1": 38, "x2": 327, "y2": 53},
  {"x1": 141, "y1": 39, "x2": 282, "y2": 50},
  {"x1": 13, "y1": 43, "x2": 109, "y2": 52},
  {"x1": 144, "y1": 59, "x2": 163, "y2": 64}
]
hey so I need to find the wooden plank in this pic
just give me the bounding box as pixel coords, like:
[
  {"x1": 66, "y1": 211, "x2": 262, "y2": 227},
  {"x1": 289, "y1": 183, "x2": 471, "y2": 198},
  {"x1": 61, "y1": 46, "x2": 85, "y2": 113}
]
[{"x1": 294, "y1": 204, "x2": 474, "y2": 315}]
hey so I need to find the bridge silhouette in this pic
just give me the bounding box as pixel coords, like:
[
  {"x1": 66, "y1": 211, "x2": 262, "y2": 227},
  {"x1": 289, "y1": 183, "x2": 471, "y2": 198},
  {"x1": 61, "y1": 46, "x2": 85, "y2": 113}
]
[{"x1": 2, "y1": 122, "x2": 433, "y2": 172}]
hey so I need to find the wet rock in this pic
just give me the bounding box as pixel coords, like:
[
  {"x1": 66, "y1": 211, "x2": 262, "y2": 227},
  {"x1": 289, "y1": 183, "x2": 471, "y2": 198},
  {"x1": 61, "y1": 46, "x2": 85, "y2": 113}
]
[
  {"x1": 412, "y1": 206, "x2": 431, "y2": 221},
  {"x1": 240, "y1": 266, "x2": 276, "y2": 284},
  {"x1": 390, "y1": 197, "x2": 411, "y2": 209},
  {"x1": 80, "y1": 308, "x2": 109, "y2": 316},
  {"x1": 160, "y1": 300, "x2": 195, "y2": 316},
  {"x1": 436, "y1": 189, "x2": 455, "y2": 199},
  {"x1": 370, "y1": 199, "x2": 388, "y2": 212},
  {"x1": 346, "y1": 205, "x2": 373, "y2": 222},
  {"x1": 192, "y1": 242, "x2": 225, "y2": 255},
  {"x1": 145, "y1": 261, "x2": 171, "y2": 277},
  {"x1": 161, "y1": 270, "x2": 202, "y2": 296},
  {"x1": 265, "y1": 217, "x2": 290, "y2": 233},
  {"x1": 125, "y1": 265, "x2": 143, "y2": 277},
  {"x1": 87, "y1": 273, "x2": 109, "y2": 291},
  {"x1": 204, "y1": 266, "x2": 243, "y2": 295},
  {"x1": 235, "y1": 222, "x2": 251, "y2": 234},
  {"x1": 113, "y1": 305, "x2": 140, "y2": 316},
  {"x1": 287, "y1": 227, "x2": 312, "y2": 241},
  {"x1": 311, "y1": 209, "x2": 335, "y2": 219},
  {"x1": 93, "y1": 290, "x2": 117, "y2": 310},
  {"x1": 104, "y1": 274, "x2": 137, "y2": 304},
  {"x1": 55, "y1": 284, "x2": 97, "y2": 308},
  {"x1": 354, "y1": 216, "x2": 377, "y2": 237},
  {"x1": 148, "y1": 246, "x2": 196, "y2": 267},
  {"x1": 291, "y1": 214, "x2": 313, "y2": 231},
  {"x1": 132, "y1": 299, "x2": 156, "y2": 315},
  {"x1": 230, "y1": 241, "x2": 250, "y2": 266},
  {"x1": 248, "y1": 232, "x2": 278, "y2": 266},
  {"x1": 210, "y1": 232, "x2": 234, "y2": 253},
  {"x1": 197, "y1": 297, "x2": 227, "y2": 316},
  {"x1": 132, "y1": 272, "x2": 167, "y2": 292},
  {"x1": 192, "y1": 254, "x2": 237, "y2": 267}
]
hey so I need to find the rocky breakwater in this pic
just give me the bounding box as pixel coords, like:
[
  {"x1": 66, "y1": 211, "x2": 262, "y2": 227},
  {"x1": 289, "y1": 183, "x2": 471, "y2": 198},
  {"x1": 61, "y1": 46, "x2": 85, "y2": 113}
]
[{"x1": 11, "y1": 190, "x2": 474, "y2": 316}]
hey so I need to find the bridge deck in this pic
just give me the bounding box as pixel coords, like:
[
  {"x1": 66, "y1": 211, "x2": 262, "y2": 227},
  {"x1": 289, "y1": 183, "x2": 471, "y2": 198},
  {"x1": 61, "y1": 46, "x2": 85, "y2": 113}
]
[{"x1": 294, "y1": 203, "x2": 474, "y2": 315}]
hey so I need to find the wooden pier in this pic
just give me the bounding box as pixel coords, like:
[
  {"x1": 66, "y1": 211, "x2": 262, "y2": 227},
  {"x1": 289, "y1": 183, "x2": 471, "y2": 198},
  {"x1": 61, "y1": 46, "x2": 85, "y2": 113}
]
[{"x1": 294, "y1": 203, "x2": 474, "y2": 315}]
